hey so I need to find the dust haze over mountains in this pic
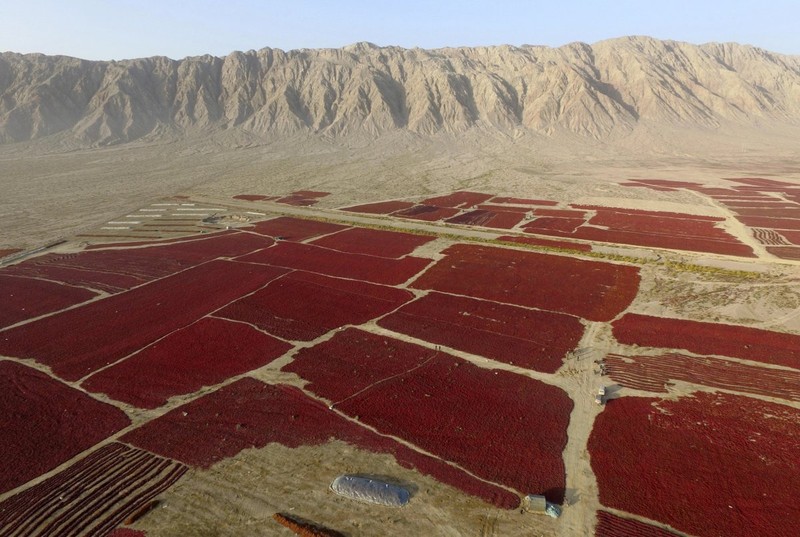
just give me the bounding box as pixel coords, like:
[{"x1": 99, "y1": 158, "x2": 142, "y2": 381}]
[{"x1": 1, "y1": 36, "x2": 799, "y2": 149}]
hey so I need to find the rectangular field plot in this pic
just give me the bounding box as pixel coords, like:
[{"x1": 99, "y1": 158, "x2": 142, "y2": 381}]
[
  {"x1": 122, "y1": 378, "x2": 520, "y2": 508},
  {"x1": 0, "y1": 260, "x2": 289, "y2": 381},
  {"x1": 589, "y1": 393, "x2": 800, "y2": 537},
  {"x1": 421, "y1": 191, "x2": 494, "y2": 208},
  {"x1": 2, "y1": 231, "x2": 274, "y2": 292},
  {"x1": 340, "y1": 200, "x2": 415, "y2": 214},
  {"x1": 378, "y1": 292, "x2": 584, "y2": 372},
  {"x1": 612, "y1": 314, "x2": 800, "y2": 369},
  {"x1": 0, "y1": 443, "x2": 187, "y2": 537},
  {"x1": 247, "y1": 216, "x2": 348, "y2": 241},
  {"x1": 0, "y1": 275, "x2": 96, "y2": 329},
  {"x1": 444, "y1": 210, "x2": 525, "y2": 229},
  {"x1": 391, "y1": 205, "x2": 460, "y2": 222},
  {"x1": 489, "y1": 197, "x2": 558, "y2": 206},
  {"x1": 522, "y1": 217, "x2": 585, "y2": 234},
  {"x1": 0, "y1": 361, "x2": 130, "y2": 495},
  {"x1": 605, "y1": 353, "x2": 800, "y2": 401},
  {"x1": 283, "y1": 328, "x2": 439, "y2": 403},
  {"x1": 216, "y1": 271, "x2": 413, "y2": 341},
  {"x1": 309, "y1": 227, "x2": 435, "y2": 258},
  {"x1": 411, "y1": 244, "x2": 640, "y2": 322},
  {"x1": 237, "y1": 242, "x2": 432, "y2": 285},
  {"x1": 333, "y1": 352, "x2": 573, "y2": 503},
  {"x1": 82, "y1": 318, "x2": 292, "y2": 409}
]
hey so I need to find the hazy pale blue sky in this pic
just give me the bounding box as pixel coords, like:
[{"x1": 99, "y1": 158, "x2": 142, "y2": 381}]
[{"x1": 1, "y1": 0, "x2": 798, "y2": 60}]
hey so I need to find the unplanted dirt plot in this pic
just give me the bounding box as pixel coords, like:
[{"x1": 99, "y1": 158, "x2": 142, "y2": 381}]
[
  {"x1": 378, "y1": 291, "x2": 584, "y2": 372},
  {"x1": 421, "y1": 191, "x2": 494, "y2": 208},
  {"x1": 237, "y1": 242, "x2": 432, "y2": 285},
  {"x1": 82, "y1": 317, "x2": 292, "y2": 409},
  {"x1": 216, "y1": 271, "x2": 413, "y2": 341},
  {"x1": 0, "y1": 260, "x2": 288, "y2": 381},
  {"x1": 589, "y1": 392, "x2": 800, "y2": 537},
  {"x1": 0, "y1": 361, "x2": 130, "y2": 495},
  {"x1": 411, "y1": 244, "x2": 640, "y2": 322}
]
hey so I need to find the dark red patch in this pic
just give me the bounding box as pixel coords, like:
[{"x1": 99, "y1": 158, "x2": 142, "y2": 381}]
[
  {"x1": 233, "y1": 194, "x2": 268, "y2": 201},
  {"x1": 0, "y1": 275, "x2": 96, "y2": 329},
  {"x1": 340, "y1": 200, "x2": 416, "y2": 214},
  {"x1": 612, "y1": 314, "x2": 800, "y2": 369},
  {"x1": 0, "y1": 361, "x2": 130, "y2": 494},
  {"x1": 589, "y1": 393, "x2": 800, "y2": 536},
  {"x1": 122, "y1": 378, "x2": 519, "y2": 508},
  {"x1": 0, "y1": 248, "x2": 21, "y2": 259},
  {"x1": 445, "y1": 209, "x2": 495, "y2": 226},
  {"x1": 392, "y1": 205, "x2": 460, "y2": 221},
  {"x1": 0, "y1": 260, "x2": 288, "y2": 381},
  {"x1": 767, "y1": 246, "x2": 800, "y2": 260},
  {"x1": 238, "y1": 242, "x2": 432, "y2": 285},
  {"x1": 216, "y1": 271, "x2": 413, "y2": 341},
  {"x1": 595, "y1": 511, "x2": 681, "y2": 536},
  {"x1": 378, "y1": 292, "x2": 584, "y2": 373},
  {"x1": 412, "y1": 244, "x2": 640, "y2": 322},
  {"x1": 82, "y1": 318, "x2": 291, "y2": 409},
  {"x1": 422, "y1": 191, "x2": 494, "y2": 208},
  {"x1": 310, "y1": 227, "x2": 435, "y2": 258},
  {"x1": 246, "y1": 216, "x2": 348, "y2": 241}
]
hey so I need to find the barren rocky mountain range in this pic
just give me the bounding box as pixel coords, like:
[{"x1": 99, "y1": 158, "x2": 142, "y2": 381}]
[{"x1": 2, "y1": 36, "x2": 800, "y2": 147}]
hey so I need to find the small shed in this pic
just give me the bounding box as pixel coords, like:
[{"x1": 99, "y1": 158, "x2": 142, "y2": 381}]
[{"x1": 522, "y1": 494, "x2": 548, "y2": 513}]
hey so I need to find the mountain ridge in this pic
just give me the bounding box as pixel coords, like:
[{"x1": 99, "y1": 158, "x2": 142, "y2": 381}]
[{"x1": 2, "y1": 36, "x2": 799, "y2": 147}]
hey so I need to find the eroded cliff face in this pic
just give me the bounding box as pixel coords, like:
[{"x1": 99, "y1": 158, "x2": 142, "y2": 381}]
[{"x1": 2, "y1": 36, "x2": 799, "y2": 146}]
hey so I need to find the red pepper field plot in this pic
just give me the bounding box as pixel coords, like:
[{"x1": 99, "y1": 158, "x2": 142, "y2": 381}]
[
  {"x1": 489, "y1": 196, "x2": 558, "y2": 207},
  {"x1": 0, "y1": 260, "x2": 289, "y2": 381},
  {"x1": 309, "y1": 227, "x2": 435, "y2": 258},
  {"x1": 285, "y1": 329, "x2": 572, "y2": 502},
  {"x1": 612, "y1": 313, "x2": 800, "y2": 369},
  {"x1": 422, "y1": 191, "x2": 494, "y2": 208},
  {"x1": 0, "y1": 274, "x2": 96, "y2": 329},
  {"x1": 2, "y1": 231, "x2": 275, "y2": 293},
  {"x1": 215, "y1": 271, "x2": 413, "y2": 341},
  {"x1": 589, "y1": 392, "x2": 800, "y2": 536},
  {"x1": 411, "y1": 244, "x2": 640, "y2": 322},
  {"x1": 622, "y1": 177, "x2": 800, "y2": 259},
  {"x1": 377, "y1": 292, "x2": 584, "y2": 372},
  {"x1": 237, "y1": 241, "x2": 432, "y2": 285},
  {"x1": 0, "y1": 442, "x2": 187, "y2": 537},
  {"x1": 247, "y1": 216, "x2": 347, "y2": 241},
  {"x1": 340, "y1": 200, "x2": 415, "y2": 214},
  {"x1": 0, "y1": 361, "x2": 130, "y2": 495},
  {"x1": 122, "y1": 377, "x2": 520, "y2": 508},
  {"x1": 445, "y1": 209, "x2": 525, "y2": 229},
  {"x1": 604, "y1": 352, "x2": 800, "y2": 401},
  {"x1": 319, "y1": 347, "x2": 572, "y2": 503},
  {"x1": 392, "y1": 204, "x2": 460, "y2": 221},
  {"x1": 82, "y1": 317, "x2": 292, "y2": 409},
  {"x1": 595, "y1": 511, "x2": 681, "y2": 537}
]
